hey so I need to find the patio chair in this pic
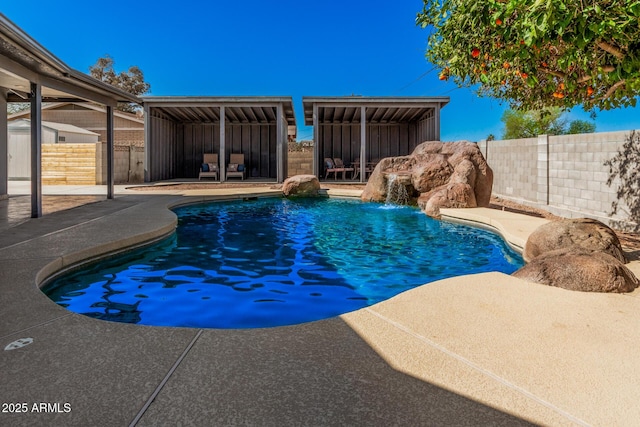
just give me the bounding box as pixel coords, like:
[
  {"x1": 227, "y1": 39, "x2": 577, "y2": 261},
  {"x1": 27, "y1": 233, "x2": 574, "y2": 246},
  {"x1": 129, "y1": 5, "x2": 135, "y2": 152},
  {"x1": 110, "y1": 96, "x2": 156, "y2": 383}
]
[
  {"x1": 227, "y1": 153, "x2": 246, "y2": 180},
  {"x1": 324, "y1": 158, "x2": 341, "y2": 180},
  {"x1": 333, "y1": 158, "x2": 354, "y2": 179},
  {"x1": 199, "y1": 153, "x2": 219, "y2": 180}
]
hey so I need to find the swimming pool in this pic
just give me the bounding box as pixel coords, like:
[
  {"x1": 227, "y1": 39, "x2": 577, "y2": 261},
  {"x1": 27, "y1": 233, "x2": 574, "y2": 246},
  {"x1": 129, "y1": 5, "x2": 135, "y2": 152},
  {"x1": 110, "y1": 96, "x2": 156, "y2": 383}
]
[{"x1": 43, "y1": 198, "x2": 523, "y2": 328}]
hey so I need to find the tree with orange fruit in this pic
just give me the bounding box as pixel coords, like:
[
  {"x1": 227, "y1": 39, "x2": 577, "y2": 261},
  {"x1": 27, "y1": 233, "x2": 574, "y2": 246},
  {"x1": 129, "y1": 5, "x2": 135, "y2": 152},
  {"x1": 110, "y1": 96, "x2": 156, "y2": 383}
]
[{"x1": 417, "y1": 0, "x2": 640, "y2": 111}]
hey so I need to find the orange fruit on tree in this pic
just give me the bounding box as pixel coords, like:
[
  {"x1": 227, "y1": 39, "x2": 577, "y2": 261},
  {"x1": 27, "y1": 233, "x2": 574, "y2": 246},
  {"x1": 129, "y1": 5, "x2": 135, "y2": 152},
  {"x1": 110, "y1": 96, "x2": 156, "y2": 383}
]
[
  {"x1": 471, "y1": 48, "x2": 480, "y2": 58},
  {"x1": 503, "y1": 62, "x2": 510, "y2": 69},
  {"x1": 496, "y1": 18, "x2": 502, "y2": 25},
  {"x1": 587, "y1": 86, "x2": 594, "y2": 96}
]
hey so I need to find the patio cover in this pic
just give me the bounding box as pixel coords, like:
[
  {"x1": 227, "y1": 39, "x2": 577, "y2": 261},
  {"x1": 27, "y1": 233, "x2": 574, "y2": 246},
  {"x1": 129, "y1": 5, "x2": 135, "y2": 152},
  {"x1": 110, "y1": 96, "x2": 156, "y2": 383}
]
[
  {"x1": 302, "y1": 96, "x2": 450, "y2": 181},
  {"x1": 142, "y1": 97, "x2": 295, "y2": 183},
  {"x1": 0, "y1": 13, "x2": 140, "y2": 217}
]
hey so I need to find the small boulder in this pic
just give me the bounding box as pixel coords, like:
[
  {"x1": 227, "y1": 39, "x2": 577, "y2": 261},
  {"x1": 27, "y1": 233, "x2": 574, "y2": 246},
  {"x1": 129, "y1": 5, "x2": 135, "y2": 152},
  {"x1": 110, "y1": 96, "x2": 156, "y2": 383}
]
[
  {"x1": 523, "y1": 218, "x2": 627, "y2": 263},
  {"x1": 282, "y1": 175, "x2": 320, "y2": 197},
  {"x1": 513, "y1": 247, "x2": 639, "y2": 293}
]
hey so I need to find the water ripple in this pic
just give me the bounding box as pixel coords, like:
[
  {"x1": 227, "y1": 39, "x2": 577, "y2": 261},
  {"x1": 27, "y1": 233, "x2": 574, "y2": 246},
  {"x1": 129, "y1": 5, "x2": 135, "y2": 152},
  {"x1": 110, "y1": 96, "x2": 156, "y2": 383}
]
[{"x1": 43, "y1": 198, "x2": 523, "y2": 328}]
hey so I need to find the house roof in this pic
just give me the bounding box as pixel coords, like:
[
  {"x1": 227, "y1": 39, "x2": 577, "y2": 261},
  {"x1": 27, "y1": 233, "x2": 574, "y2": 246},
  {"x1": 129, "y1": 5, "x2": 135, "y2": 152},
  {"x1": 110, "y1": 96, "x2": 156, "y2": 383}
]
[
  {"x1": 142, "y1": 96, "x2": 296, "y2": 127},
  {"x1": 0, "y1": 13, "x2": 140, "y2": 105},
  {"x1": 302, "y1": 96, "x2": 450, "y2": 126},
  {"x1": 9, "y1": 118, "x2": 99, "y2": 136},
  {"x1": 7, "y1": 101, "x2": 145, "y2": 124}
]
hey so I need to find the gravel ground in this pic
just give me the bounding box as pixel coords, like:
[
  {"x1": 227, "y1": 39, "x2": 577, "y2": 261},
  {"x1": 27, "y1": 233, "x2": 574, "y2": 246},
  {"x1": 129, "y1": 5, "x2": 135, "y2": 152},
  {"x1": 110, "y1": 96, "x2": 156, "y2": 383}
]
[{"x1": 489, "y1": 195, "x2": 640, "y2": 253}]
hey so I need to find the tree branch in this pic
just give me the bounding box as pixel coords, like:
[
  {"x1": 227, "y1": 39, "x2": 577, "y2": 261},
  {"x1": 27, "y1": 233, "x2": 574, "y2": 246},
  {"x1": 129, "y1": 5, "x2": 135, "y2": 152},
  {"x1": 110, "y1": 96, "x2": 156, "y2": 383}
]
[
  {"x1": 597, "y1": 41, "x2": 625, "y2": 59},
  {"x1": 601, "y1": 79, "x2": 626, "y2": 101},
  {"x1": 540, "y1": 68, "x2": 566, "y2": 79},
  {"x1": 577, "y1": 66, "x2": 616, "y2": 83}
]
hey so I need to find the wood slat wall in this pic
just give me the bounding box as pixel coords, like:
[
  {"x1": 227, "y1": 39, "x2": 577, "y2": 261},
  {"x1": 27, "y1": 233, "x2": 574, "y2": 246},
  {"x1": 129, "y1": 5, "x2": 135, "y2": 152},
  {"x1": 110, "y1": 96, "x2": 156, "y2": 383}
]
[
  {"x1": 317, "y1": 122, "x2": 425, "y2": 172},
  {"x1": 42, "y1": 143, "x2": 96, "y2": 185},
  {"x1": 148, "y1": 111, "x2": 180, "y2": 181},
  {"x1": 148, "y1": 113, "x2": 279, "y2": 179}
]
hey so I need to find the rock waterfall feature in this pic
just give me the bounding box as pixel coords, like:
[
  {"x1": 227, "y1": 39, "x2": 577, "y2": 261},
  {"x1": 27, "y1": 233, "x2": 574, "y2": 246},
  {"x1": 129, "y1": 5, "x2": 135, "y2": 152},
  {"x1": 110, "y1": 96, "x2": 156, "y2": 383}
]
[{"x1": 361, "y1": 141, "x2": 493, "y2": 218}]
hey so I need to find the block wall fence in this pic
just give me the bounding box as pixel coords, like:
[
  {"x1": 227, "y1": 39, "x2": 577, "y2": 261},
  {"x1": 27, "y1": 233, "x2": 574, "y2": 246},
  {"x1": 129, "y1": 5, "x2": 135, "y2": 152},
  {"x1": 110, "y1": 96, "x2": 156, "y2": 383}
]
[
  {"x1": 97, "y1": 143, "x2": 145, "y2": 184},
  {"x1": 477, "y1": 130, "x2": 640, "y2": 231},
  {"x1": 287, "y1": 151, "x2": 314, "y2": 176}
]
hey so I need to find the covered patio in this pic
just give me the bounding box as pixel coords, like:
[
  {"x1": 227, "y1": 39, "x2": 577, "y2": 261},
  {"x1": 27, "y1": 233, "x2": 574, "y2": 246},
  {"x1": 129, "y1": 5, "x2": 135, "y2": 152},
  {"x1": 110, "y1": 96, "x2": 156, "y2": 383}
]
[
  {"x1": 302, "y1": 96, "x2": 449, "y2": 182},
  {"x1": 142, "y1": 97, "x2": 296, "y2": 183},
  {"x1": 0, "y1": 13, "x2": 140, "y2": 217}
]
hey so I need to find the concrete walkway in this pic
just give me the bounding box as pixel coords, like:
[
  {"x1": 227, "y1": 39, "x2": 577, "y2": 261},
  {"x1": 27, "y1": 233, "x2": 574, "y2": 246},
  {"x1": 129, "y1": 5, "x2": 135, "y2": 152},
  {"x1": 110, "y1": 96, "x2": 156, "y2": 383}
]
[{"x1": 1, "y1": 186, "x2": 639, "y2": 426}]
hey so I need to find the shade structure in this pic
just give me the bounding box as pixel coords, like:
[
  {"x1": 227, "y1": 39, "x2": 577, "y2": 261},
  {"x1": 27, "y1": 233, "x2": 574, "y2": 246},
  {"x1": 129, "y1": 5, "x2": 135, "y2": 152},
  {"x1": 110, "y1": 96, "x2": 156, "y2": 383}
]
[
  {"x1": 142, "y1": 97, "x2": 295, "y2": 183},
  {"x1": 0, "y1": 13, "x2": 140, "y2": 217},
  {"x1": 302, "y1": 96, "x2": 449, "y2": 182}
]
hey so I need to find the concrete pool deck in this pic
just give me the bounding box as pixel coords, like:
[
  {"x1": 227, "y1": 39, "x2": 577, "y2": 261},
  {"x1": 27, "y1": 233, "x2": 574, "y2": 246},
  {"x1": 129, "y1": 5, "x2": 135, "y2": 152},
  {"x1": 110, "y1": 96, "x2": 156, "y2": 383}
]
[{"x1": 1, "y1": 186, "x2": 639, "y2": 426}]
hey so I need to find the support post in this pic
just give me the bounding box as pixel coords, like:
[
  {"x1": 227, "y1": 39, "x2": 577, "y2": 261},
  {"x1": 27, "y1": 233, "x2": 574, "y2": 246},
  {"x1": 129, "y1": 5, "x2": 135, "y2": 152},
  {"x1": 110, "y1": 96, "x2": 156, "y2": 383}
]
[
  {"x1": 276, "y1": 103, "x2": 284, "y2": 183},
  {"x1": 360, "y1": 106, "x2": 366, "y2": 183},
  {"x1": 219, "y1": 106, "x2": 226, "y2": 182},
  {"x1": 537, "y1": 134, "x2": 549, "y2": 205},
  {"x1": 143, "y1": 104, "x2": 151, "y2": 182},
  {"x1": 312, "y1": 104, "x2": 319, "y2": 178},
  {"x1": 30, "y1": 82, "x2": 42, "y2": 218},
  {"x1": 0, "y1": 91, "x2": 7, "y2": 199},
  {"x1": 434, "y1": 104, "x2": 441, "y2": 141},
  {"x1": 106, "y1": 105, "x2": 114, "y2": 199}
]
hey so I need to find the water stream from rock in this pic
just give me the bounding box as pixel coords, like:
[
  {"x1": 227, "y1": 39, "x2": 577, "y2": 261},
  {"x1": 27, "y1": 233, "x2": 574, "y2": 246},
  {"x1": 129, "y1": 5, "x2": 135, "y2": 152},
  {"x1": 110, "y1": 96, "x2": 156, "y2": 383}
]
[{"x1": 385, "y1": 173, "x2": 410, "y2": 205}]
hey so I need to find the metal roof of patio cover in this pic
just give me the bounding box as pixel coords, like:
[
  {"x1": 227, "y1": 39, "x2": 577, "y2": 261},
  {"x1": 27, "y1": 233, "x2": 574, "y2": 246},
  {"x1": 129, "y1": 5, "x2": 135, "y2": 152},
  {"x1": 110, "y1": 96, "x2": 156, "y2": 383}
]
[
  {"x1": 0, "y1": 13, "x2": 141, "y2": 217},
  {"x1": 142, "y1": 96, "x2": 295, "y2": 183},
  {"x1": 302, "y1": 96, "x2": 449, "y2": 182}
]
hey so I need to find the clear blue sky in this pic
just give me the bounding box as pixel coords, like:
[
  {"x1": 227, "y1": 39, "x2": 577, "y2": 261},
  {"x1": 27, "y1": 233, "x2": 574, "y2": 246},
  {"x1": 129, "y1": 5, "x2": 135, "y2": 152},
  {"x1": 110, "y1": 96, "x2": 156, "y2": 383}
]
[{"x1": 3, "y1": 0, "x2": 639, "y2": 141}]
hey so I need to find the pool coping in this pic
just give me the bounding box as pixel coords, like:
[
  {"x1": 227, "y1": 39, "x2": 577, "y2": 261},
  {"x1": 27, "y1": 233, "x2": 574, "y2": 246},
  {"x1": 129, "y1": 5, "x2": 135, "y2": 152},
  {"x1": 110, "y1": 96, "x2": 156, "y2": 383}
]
[{"x1": 2, "y1": 189, "x2": 640, "y2": 426}]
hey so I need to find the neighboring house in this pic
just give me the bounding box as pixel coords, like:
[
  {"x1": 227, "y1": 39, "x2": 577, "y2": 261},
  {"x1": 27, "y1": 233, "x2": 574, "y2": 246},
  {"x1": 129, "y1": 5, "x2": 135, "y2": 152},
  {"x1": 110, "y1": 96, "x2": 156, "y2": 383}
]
[
  {"x1": 8, "y1": 119, "x2": 99, "y2": 179},
  {"x1": 8, "y1": 102, "x2": 144, "y2": 146}
]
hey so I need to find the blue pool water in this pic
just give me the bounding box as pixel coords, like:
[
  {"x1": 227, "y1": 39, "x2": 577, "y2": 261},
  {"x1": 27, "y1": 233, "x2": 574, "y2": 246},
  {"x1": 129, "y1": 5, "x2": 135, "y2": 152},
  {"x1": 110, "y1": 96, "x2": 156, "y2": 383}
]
[{"x1": 43, "y1": 198, "x2": 523, "y2": 328}]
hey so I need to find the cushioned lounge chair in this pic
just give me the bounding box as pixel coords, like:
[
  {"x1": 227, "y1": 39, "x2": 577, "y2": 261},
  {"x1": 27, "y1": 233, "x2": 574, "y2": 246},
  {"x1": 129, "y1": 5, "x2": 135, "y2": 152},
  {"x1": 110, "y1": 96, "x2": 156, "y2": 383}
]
[
  {"x1": 199, "y1": 153, "x2": 219, "y2": 180},
  {"x1": 227, "y1": 153, "x2": 246, "y2": 180}
]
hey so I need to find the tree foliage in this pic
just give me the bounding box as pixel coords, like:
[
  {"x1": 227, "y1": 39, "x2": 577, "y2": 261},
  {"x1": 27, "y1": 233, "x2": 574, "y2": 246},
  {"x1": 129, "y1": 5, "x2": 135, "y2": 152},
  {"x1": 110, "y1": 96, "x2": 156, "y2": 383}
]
[
  {"x1": 502, "y1": 108, "x2": 566, "y2": 138},
  {"x1": 567, "y1": 119, "x2": 596, "y2": 134},
  {"x1": 417, "y1": 0, "x2": 640, "y2": 111},
  {"x1": 89, "y1": 55, "x2": 150, "y2": 113},
  {"x1": 501, "y1": 107, "x2": 595, "y2": 138}
]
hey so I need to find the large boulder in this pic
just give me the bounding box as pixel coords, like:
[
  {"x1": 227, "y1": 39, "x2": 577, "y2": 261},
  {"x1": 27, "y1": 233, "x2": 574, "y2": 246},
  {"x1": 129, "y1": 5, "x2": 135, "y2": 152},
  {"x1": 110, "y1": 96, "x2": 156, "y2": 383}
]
[
  {"x1": 523, "y1": 218, "x2": 627, "y2": 263},
  {"x1": 361, "y1": 141, "x2": 493, "y2": 218},
  {"x1": 514, "y1": 218, "x2": 637, "y2": 293},
  {"x1": 513, "y1": 247, "x2": 639, "y2": 293},
  {"x1": 418, "y1": 183, "x2": 477, "y2": 218},
  {"x1": 282, "y1": 175, "x2": 320, "y2": 197}
]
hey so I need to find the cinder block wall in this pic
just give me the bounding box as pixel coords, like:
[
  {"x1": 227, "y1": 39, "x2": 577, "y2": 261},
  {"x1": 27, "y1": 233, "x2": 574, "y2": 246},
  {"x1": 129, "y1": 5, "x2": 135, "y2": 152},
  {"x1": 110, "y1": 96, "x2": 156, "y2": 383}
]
[
  {"x1": 479, "y1": 130, "x2": 638, "y2": 230},
  {"x1": 479, "y1": 137, "x2": 539, "y2": 202},
  {"x1": 97, "y1": 142, "x2": 145, "y2": 184},
  {"x1": 287, "y1": 151, "x2": 313, "y2": 176}
]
